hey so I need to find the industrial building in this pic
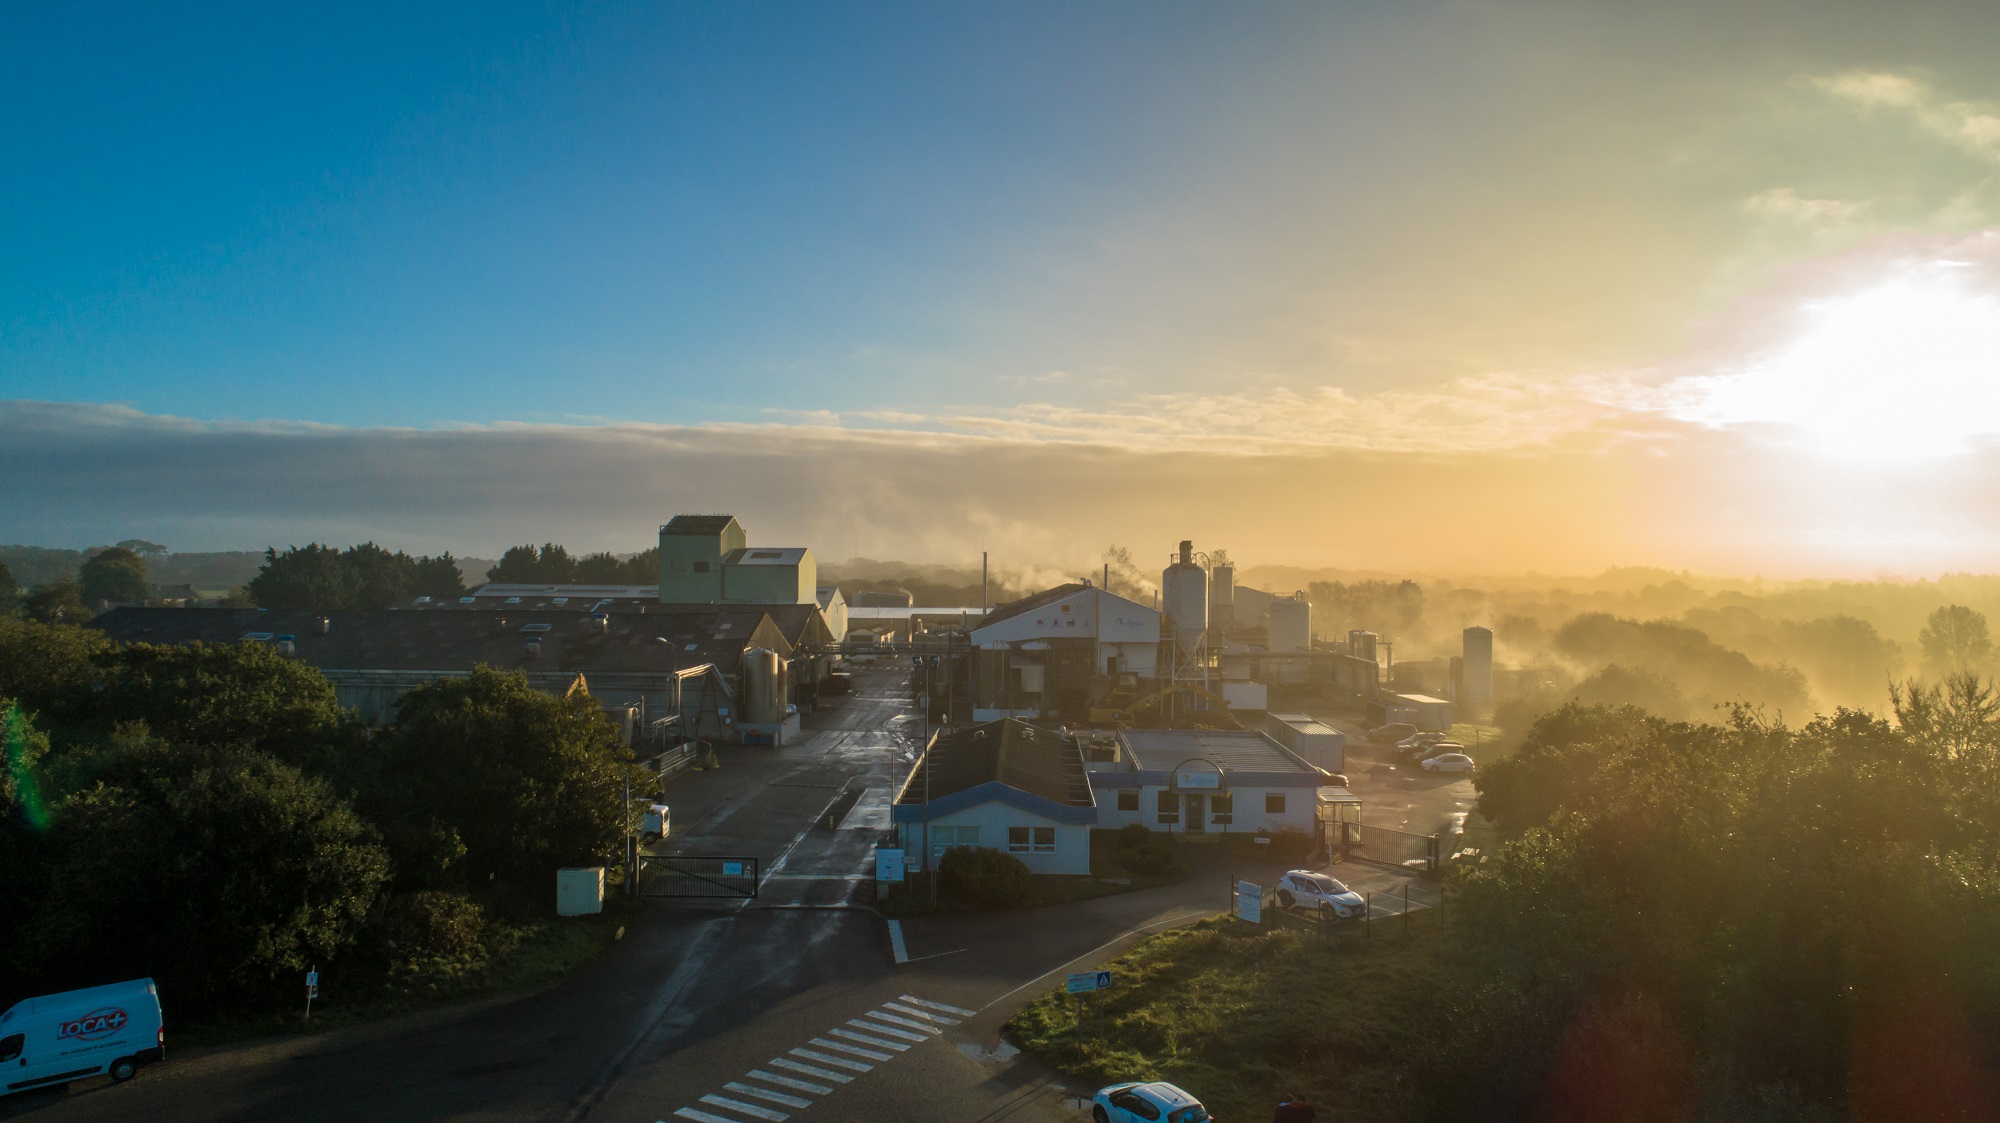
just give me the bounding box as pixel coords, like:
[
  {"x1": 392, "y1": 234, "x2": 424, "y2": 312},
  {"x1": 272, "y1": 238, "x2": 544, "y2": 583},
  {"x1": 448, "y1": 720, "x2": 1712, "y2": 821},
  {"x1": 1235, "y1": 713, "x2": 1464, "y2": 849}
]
[
  {"x1": 892, "y1": 719, "x2": 1097, "y2": 875},
  {"x1": 1087, "y1": 728, "x2": 1335, "y2": 837},
  {"x1": 657, "y1": 514, "x2": 817, "y2": 605},
  {"x1": 967, "y1": 582, "x2": 1161, "y2": 722}
]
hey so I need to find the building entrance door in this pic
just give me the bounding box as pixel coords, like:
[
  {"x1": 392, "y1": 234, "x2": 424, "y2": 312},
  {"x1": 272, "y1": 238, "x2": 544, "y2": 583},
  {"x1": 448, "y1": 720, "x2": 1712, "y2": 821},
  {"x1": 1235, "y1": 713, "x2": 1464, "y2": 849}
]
[{"x1": 1184, "y1": 793, "x2": 1206, "y2": 833}]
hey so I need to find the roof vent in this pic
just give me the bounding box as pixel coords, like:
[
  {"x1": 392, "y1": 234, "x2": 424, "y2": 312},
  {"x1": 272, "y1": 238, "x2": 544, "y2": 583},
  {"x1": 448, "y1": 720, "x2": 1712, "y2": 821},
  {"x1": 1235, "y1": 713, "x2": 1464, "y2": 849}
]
[
  {"x1": 317, "y1": 616, "x2": 331, "y2": 635},
  {"x1": 524, "y1": 637, "x2": 542, "y2": 659}
]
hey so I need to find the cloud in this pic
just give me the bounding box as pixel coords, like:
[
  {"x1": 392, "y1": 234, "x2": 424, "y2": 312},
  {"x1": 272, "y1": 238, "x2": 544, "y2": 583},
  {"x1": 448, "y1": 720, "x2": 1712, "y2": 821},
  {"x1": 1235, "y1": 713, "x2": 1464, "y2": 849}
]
[
  {"x1": 1742, "y1": 187, "x2": 1866, "y2": 227},
  {"x1": 1812, "y1": 69, "x2": 2000, "y2": 163}
]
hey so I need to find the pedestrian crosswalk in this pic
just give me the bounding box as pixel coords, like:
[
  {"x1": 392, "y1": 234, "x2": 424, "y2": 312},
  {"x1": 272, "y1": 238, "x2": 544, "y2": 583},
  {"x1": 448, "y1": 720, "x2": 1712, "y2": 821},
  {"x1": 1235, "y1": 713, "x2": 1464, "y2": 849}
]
[{"x1": 665, "y1": 995, "x2": 976, "y2": 1123}]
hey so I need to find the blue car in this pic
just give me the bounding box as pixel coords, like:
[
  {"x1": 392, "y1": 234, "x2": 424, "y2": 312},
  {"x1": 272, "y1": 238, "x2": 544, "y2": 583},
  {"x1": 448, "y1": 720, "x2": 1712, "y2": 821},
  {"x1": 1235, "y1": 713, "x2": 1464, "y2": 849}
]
[{"x1": 1093, "y1": 1081, "x2": 1213, "y2": 1123}]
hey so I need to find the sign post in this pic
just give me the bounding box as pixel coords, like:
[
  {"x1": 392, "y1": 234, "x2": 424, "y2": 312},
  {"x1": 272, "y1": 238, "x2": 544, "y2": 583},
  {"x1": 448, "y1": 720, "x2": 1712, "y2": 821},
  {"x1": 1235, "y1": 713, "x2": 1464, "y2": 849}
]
[
  {"x1": 305, "y1": 967, "x2": 319, "y2": 1021},
  {"x1": 1233, "y1": 880, "x2": 1262, "y2": 924}
]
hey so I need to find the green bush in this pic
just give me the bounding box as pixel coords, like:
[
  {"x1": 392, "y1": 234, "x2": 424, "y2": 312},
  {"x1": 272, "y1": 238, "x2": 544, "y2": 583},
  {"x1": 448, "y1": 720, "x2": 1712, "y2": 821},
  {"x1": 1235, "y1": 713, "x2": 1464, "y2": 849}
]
[
  {"x1": 938, "y1": 846, "x2": 1033, "y2": 908},
  {"x1": 379, "y1": 891, "x2": 487, "y2": 966},
  {"x1": 1112, "y1": 824, "x2": 1186, "y2": 878}
]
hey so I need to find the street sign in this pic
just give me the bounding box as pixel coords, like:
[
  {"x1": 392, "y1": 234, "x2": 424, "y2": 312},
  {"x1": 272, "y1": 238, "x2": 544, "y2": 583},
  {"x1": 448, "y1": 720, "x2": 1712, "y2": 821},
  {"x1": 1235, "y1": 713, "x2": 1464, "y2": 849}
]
[
  {"x1": 875, "y1": 848, "x2": 906, "y2": 883},
  {"x1": 1234, "y1": 880, "x2": 1262, "y2": 924},
  {"x1": 722, "y1": 861, "x2": 745, "y2": 877}
]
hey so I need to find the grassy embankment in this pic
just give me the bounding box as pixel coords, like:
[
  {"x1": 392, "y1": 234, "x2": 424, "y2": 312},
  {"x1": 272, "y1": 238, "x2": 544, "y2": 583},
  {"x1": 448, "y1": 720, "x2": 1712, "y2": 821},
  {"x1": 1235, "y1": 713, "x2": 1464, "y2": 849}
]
[
  {"x1": 174, "y1": 899, "x2": 639, "y2": 1048},
  {"x1": 1007, "y1": 913, "x2": 1452, "y2": 1123}
]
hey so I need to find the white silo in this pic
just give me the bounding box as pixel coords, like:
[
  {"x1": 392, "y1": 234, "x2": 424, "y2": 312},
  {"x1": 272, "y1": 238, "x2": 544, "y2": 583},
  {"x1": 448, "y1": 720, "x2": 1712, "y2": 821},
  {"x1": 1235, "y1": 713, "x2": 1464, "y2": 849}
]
[
  {"x1": 1462, "y1": 626, "x2": 1494, "y2": 703},
  {"x1": 1269, "y1": 593, "x2": 1312, "y2": 653},
  {"x1": 1347, "y1": 630, "x2": 1379, "y2": 663},
  {"x1": 1210, "y1": 562, "x2": 1235, "y2": 630},
  {"x1": 1161, "y1": 540, "x2": 1209, "y2": 652}
]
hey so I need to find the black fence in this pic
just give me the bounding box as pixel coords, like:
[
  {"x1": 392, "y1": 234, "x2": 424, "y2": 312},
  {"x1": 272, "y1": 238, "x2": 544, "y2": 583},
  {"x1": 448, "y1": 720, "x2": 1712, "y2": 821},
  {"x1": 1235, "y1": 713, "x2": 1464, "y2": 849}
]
[
  {"x1": 637, "y1": 854, "x2": 760, "y2": 899},
  {"x1": 1348, "y1": 823, "x2": 1439, "y2": 872}
]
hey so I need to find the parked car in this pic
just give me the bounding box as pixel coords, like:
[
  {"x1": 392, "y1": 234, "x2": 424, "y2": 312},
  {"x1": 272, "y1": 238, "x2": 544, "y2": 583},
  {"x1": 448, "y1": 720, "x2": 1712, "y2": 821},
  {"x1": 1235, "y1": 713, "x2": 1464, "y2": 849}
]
[
  {"x1": 1422, "y1": 752, "x2": 1475, "y2": 773},
  {"x1": 0, "y1": 979, "x2": 165, "y2": 1096},
  {"x1": 1094, "y1": 1081, "x2": 1213, "y2": 1123},
  {"x1": 1274, "y1": 870, "x2": 1367, "y2": 919},
  {"x1": 640, "y1": 803, "x2": 671, "y2": 841},
  {"x1": 1367, "y1": 722, "x2": 1418, "y2": 744},
  {"x1": 822, "y1": 670, "x2": 853, "y2": 694},
  {"x1": 1399, "y1": 740, "x2": 1464, "y2": 763},
  {"x1": 1395, "y1": 732, "x2": 1450, "y2": 751}
]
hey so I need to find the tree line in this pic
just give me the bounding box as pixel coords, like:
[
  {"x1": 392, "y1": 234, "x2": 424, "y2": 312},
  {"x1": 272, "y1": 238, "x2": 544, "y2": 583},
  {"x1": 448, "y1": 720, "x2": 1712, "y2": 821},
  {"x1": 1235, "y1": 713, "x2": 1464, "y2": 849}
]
[
  {"x1": 0, "y1": 618, "x2": 643, "y2": 1020},
  {"x1": 1422, "y1": 681, "x2": 2000, "y2": 1117}
]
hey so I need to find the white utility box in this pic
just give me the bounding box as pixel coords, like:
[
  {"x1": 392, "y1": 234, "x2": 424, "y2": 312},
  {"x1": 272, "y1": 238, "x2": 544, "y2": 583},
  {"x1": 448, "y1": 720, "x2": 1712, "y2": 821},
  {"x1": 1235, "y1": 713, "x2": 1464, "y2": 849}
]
[{"x1": 556, "y1": 867, "x2": 605, "y2": 916}]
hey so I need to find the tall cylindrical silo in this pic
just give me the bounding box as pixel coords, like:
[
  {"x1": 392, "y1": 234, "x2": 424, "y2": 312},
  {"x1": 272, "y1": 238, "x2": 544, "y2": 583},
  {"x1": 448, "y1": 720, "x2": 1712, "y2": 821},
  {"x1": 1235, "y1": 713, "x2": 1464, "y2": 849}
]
[
  {"x1": 1347, "y1": 629, "x2": 1378, "y2": 664},
  {"x1": 1210, "y1": 563, "x2": 1235, "y2": 629},
  {"x1": 1161, "y1": 540, "x2": 1209, "y2": 653},
  {"x1": 743, "y1": 647, "x2": 784, "y2": 723},
  {"x1": 1269, "y1": 593, "x2": 1312, "y2": 653}
]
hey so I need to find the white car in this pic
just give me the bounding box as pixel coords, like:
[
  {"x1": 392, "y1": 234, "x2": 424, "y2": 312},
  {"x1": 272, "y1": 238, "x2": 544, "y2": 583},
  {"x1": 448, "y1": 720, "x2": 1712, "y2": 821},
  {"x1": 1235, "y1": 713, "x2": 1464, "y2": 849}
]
[
  {"x1": 1274, "y1": 870, "x2": 1367, "y2": 919},
  {"x1": 1093, "y1": 1081, "x2": 1213, "y2": 1123},
  {"x1": 1422, "y1": 752, "x2": 1474, "y2": 773}
]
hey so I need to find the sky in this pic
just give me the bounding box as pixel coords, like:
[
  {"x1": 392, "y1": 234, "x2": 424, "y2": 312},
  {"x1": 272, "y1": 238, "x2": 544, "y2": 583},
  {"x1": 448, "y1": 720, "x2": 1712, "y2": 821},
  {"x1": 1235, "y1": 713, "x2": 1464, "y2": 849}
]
[{"x1": 8, "y1": 1, "x2": 2000, "y2": 577}]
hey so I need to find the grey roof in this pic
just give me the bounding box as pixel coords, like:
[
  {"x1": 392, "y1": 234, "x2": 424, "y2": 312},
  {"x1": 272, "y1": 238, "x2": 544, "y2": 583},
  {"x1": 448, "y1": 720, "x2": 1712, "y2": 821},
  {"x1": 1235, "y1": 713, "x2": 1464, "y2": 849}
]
[
  {"x1": 663, "y1": 514, "x2": 741, "y2": 535},
  {"x1": 974, "y1": 583, "x2": 1089, "y2": 630},
  {"x1": 1267, "y1": 712, "x2": 1343, "y2": 737},
  {"x1": 90, "y1": 606, "x2": 791, "y2": 678},
  {"x1": 1118, "y1": 729, "x2": 1318, "y2": 775},
  {"x1": 724, "y1": 547, "x2": 808, "y2": 565},
  {"x1": 895, "y1": 719, "x2": 1093, "y2": 808}
]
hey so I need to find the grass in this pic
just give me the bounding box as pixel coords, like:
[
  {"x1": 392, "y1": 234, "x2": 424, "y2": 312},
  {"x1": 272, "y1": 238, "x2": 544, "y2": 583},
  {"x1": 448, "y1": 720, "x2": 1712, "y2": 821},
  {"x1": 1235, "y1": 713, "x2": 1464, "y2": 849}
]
[
  {"x1": 877, "y1": 830, "x2": 1191, "y2": 917},
  {"x1": 1005, "y1": 914, "x2": 1454, "y2": 1123},
  {"x1": 173, "y1": 897, "x2": 639, "y2": 1049}
]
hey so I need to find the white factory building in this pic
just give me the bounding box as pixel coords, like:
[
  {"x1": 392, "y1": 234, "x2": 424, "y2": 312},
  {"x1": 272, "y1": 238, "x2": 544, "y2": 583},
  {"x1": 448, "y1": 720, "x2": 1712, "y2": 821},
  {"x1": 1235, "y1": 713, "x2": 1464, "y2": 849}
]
[{"x1": 967, "y1": 583, "x2": 1161, "y2": 723}]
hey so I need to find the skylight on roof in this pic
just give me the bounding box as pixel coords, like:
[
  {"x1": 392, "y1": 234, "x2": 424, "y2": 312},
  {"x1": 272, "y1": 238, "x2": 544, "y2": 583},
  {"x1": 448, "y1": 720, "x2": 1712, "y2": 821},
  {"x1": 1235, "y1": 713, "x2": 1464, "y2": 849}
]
[
  {"x1": 521, "y1": 623, "x2": 553, "y2": 633},
  {"x1": 459, "y1": 597, "x2": 476, "y2": 604},
  {"x1": 241, "y1": 632, "x2": 274, "y2": 641},
  {"x1": 505, "y1": 596, "x2": 522, "y2": 604},
  {"x1": 749, "y1": 550, "x2": 783, "y2": 559},
  {"x1": 551, "y1": 598, "x2": 568, "y2": 605}
]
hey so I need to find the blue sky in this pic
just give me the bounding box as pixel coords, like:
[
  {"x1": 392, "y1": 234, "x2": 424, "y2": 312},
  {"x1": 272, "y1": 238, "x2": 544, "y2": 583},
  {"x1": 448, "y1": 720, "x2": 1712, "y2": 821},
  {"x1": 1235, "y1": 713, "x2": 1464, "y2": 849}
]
[
  {"x1": 1, "y1": 2, "x2": 1350, "y2": 426},
  {"x1": 11, "y1": 2, "x2": 2000, "y2": 575}
]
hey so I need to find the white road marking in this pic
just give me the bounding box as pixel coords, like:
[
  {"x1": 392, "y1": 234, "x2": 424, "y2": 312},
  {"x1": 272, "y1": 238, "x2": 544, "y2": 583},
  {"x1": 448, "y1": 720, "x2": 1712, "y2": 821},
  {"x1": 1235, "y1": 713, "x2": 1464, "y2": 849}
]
[
  {"x1": 863, "y1": 1010, "x2": 939, "y2": 1034},
  {"x1": 672, "y1": 1109, "x2": 739, "y2": 1123},
  {"x1": 829, "y1": 1027, "x2": 908, "y2": 1052},
  {"x1": 850, "y1": 1016, "x2": 927, "y2": 1041},
  {"x1": 700, "y1": 1093, "x2": 789, "y2": 1122},
  {"x1": 810, "y1": 1036, "x2": 891, "y2": 1061},
  {"x1": 725, "y1": 1082, "x2": 813, "y2": 1110},
  {"x1": 746, "y1": 1069, "x2": 832, "y2": 1095},
  {"x1": 789, "y1": 1046, "x2": 872, "y2": 1073},
  {"x1": 898, "y1": 995, "x2": 976, "y2": 1017},
  {"x1": 883, "y1": 1002, "x2": 958, "y2": 1025},
  {"x1": 770, "y1": 1056, "x2": 851, "y2": 1083},
  {"x1": 887, "y1": 918, "x2": 909, "y2": 964}
]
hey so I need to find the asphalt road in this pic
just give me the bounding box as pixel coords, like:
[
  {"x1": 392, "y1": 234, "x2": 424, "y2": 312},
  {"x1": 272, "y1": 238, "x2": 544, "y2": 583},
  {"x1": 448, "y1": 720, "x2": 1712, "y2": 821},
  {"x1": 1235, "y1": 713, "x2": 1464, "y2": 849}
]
[{"x1": 6, "y1": 673, "x2": 1431, "y2": 1123}]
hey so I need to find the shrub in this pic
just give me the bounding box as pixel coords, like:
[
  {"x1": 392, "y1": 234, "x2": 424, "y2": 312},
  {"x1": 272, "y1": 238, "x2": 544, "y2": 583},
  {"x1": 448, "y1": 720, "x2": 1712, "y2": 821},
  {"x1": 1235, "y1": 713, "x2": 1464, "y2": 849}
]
[
  {"x1": 1112, "y1": 825, "x2": 1186, "y2": 878},
  {"x1": 938, "y1": 846, "x2": 1033, "y2": 908},
  {"x1": 379, "y1": 891, "x2": 487, "y2": 966}
]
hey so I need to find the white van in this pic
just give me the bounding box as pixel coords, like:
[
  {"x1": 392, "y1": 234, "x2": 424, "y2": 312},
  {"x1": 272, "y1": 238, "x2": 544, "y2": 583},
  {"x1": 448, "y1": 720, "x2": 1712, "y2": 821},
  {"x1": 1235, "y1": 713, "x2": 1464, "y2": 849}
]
[{"x1": 1, "y1": 978, "x2": 164, "y2": 1096}]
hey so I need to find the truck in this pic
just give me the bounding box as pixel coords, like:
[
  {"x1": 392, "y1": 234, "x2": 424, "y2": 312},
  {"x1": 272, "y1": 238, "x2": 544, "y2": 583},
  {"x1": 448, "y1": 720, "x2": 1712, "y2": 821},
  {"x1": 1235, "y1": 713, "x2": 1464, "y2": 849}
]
[{"x1": 1, "y1": 978, "x2": 165, "y2": 1096}]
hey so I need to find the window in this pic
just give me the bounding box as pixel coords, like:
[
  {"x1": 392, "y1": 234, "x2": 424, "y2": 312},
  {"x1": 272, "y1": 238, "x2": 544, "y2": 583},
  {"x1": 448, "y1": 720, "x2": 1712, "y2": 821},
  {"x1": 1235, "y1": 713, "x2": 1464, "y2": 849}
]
[
  {"x1": 1265, "y1": 793, "x2": 1287, "y2": 814},
  {"x1": 0, "y1": 1033, "x2": 22, "y2": 1064},
  {"x1": 1156, "y1": 790, "x2": 1179, "y2": 824},
  {"x1": 932, "y1": 825, "x2": 978, "y2": 847},
  {"x1": 1008, "y1": 826, "x2": 1032, "y2": 852},
  {"x1": 1033, "y1": 826, "x2": 1056, "y2": 852},
  {"x1": 692, "y1": 561, "x2": 709, "y2": 573},
  {"x1": 1113, "y1": 1092, "x2": 1162, "y2": 1121},
  {"x1": 1117, "y1": 789, "x2": 1139, "y2": 812},
  {"x1": 1211, "y1": 792, "x2": 1234, "y2": 825}
]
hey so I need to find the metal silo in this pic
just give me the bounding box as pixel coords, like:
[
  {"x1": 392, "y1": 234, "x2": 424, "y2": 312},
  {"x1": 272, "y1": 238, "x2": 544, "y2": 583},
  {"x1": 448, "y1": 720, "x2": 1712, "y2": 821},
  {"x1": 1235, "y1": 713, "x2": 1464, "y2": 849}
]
[
  {"x1": 1269, "y1": 593, "x2": 1312, "y2": 652},
  {"x1": 1161, "y1": 540, "x2": 1209, "y2": 652},
  {"x1": 743, "y1": 647, "x2": 786, "y2": 724},
  {"x1": 1210, "y1": 562, "x2": 1235, "y2": 629},
  {"x1": 1347, "y1": 629, "x2": 1378, "y2": 663}
]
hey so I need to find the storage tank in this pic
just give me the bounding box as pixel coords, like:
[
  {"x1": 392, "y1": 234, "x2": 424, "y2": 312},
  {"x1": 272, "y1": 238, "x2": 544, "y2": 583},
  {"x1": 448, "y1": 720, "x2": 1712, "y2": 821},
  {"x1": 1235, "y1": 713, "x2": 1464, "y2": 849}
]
[
  {"x1": 1269, "y1": 593, "x2": 1312, "y2": 652},
  {"x1": 1161, "y1": 540, "x2": 1209, "y2": 652},
  {"x1": 743, "y1": 647, "x2": 787, "y2": 723},
  {"x1": 1347, "y1": 629, "x2": 1378, "y2": 663},
  {"x1": 1462, "y1": 626, "x2": 1494, "y2": 703},
  {"x1": 1210, "y1": 562, "x2": 1235, "y2": 629}
]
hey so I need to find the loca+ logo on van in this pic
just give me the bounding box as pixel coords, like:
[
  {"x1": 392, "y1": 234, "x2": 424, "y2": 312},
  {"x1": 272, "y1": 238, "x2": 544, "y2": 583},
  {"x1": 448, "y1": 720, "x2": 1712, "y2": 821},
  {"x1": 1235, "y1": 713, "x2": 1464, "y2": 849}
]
[{"x1": 56, "y1": 1008, "x2": 129, "y2": 1042}]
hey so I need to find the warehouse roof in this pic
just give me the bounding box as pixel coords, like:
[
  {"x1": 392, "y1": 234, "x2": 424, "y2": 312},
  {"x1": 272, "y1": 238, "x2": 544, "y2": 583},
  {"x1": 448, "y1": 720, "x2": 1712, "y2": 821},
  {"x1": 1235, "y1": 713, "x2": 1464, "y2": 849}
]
[
  {"x1": 894, "y1": 719, "x2": 1095, "y2": 823},
  {"x1": 1118, "y1": 729, "x2": 1320, "y2": 777},
  {"x1": 724, "y1": 547, "x2": 808, "y2": 566},
  {"x1": 662, "y1": 514, "x2": 741, "y2": 534},
  {"x1": 90, "y1": 606, "x2": 791, "y2": 677},
  {"x1": 975, "y1": 583, "x2": 1089, "y2": 630}
]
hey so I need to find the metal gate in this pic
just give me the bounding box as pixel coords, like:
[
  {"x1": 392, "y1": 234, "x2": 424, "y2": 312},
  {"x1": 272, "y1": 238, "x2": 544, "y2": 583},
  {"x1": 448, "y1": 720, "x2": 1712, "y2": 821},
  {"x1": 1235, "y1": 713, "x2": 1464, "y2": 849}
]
[{"x1": 637, "y1": 854, "x2": 760, "y2": 899}]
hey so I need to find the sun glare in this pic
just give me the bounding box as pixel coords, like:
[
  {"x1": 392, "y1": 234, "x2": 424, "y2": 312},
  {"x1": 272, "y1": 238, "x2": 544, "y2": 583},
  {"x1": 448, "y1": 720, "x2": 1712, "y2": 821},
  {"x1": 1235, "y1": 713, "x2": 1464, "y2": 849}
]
[{"x1": 1678, "y1": 270, "x2": 2000, "y2": 462}]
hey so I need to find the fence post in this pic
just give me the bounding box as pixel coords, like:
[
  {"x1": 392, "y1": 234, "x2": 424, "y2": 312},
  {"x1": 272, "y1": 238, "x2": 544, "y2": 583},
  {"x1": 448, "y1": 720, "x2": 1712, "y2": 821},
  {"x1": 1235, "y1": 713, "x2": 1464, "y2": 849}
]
[
  {"x1": 1403, "y1": 881, "x2": 1409, "y2": 938},
  {"x1": 1364, "y1": 891, "x2": 1371, "y2": 941}
]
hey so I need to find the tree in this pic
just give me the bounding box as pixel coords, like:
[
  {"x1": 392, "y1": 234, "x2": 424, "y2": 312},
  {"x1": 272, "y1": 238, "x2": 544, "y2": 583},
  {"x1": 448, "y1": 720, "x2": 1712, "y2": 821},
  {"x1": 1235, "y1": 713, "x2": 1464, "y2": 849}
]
[
  {"x1": 414, "y1": 553, "x2": 468, "y2": 599},
  {"x1": 115, "y1": 539, "x2": 169, "y2": 561},
  {"x1": 1918, "y1": 604, "x2": 1991, "y2": 675},
  {"x1": 91, "y1": 640, "x2": 351, "y2": 764},
  {"x1": 78, "y1": 547, "x2": 149, "y2": 606},
  {"x1": 8, "y1": 741, "x2": 389, "y2": 1016},
  {"x1": 371, "y1": 668, "x2": 640, "y2": 888},
  {"x1": 0, "y1": 618, "x2": 109, "y2": 725},
  {"x1": 248, "y1": 544, "x2": 360, "y2": 610},
  {"x1": 24, "y1": 581, "x2": 88, "y2": 625},
  {"x1": 0, "y1": 560, "x2": 18, "y2": 617}
]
